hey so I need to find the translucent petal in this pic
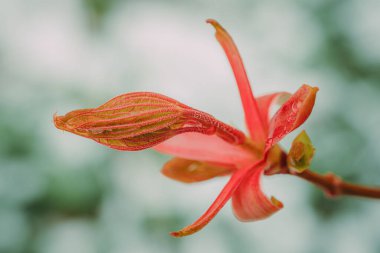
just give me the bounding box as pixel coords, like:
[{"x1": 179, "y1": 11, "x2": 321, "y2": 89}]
[
  {"x1": 256, "y1": 92, "x2": 291, "y2": 135},
  {"x1": 154, "y1": 132, "x2": 255, "y2": 167},
  {"x1": 232, "y1": 165, "x2": 283, "y2": 221}
]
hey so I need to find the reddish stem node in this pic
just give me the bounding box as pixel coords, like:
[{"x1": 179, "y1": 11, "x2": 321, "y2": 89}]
[{"x1": 293, "y1": 169, "x2": 380, "y2": 199}]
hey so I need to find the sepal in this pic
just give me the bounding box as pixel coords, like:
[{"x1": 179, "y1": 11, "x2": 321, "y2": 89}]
[{"x1": 161, "y1": 157, "x2": 234, "y2": 183}]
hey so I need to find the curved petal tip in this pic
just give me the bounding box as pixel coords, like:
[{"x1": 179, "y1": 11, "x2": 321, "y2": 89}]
[
  {"x1": 170, "y1": 229, "x2": 193, "y2": 238},
  {"x1": 169, "y1": 166, "x2": 253, "y2": 237},
  {"x1": 266, "y1": 84, "x2": 319, "y2": 149},
  {"x1": 206, "y1": 18, "x2": 218, "y2": 26},
  {"x1": 53, "y1": 113, "x2": 65, "y2": 131},
  {"x1": 232, "y1": 167, "x2": 283, "y2": 221}
]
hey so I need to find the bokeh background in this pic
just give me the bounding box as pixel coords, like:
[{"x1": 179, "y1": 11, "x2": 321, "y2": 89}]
[{"x1": 1, "y1": 0, "x2": 380, "y2": 252}]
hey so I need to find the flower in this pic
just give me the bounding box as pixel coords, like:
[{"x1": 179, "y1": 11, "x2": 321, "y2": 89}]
[{"x1": 54, "y1": 19, "x2": 318, "y2": 237}]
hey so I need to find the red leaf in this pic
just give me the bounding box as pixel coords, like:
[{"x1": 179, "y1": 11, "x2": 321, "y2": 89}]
[
  {"x1": 266, "y1": 85, "x2": 318, "y2": 150},
  {"x1": 54, "y1": 92, "x2": 246, "y2": 151}
]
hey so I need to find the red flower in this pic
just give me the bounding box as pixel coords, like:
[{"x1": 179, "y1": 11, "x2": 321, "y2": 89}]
[{"x1": 54, "y1": 19, "x2": 318, "y2": 237}]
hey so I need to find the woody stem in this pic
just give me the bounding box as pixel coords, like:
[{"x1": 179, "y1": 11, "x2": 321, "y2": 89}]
[{"x1": 292, "y1": 169, "x2": 380, "y2": 199}]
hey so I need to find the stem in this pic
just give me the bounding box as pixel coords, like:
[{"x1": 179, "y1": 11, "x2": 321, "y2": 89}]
[{"x1": 293, "y1": 170, "x2": 380, "y2": 199}]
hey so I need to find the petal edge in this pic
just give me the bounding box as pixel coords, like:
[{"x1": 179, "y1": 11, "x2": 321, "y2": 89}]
[
  {"x1": 232, "y1": 165, "x2": 283, "y2": 221},
  {"x1": 266, "y1": 85, "x2": 318, "y2": 150},
  {"x1": 161, "y1": 157, "x2": 234, "y2": 183},
  {"x1": 154, "y1": 132, "x2": 255, "y2": 167},
  {"x1": 207, "y1": 19, "x2": 266, "y2": 144},
  {"x1": 171, "y1": 161, "x2": 264, "y2": 237}
]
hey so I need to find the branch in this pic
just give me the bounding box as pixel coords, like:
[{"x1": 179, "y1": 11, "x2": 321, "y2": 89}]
[{"x1": 292, "y1": 169, "x2": 380, "y2": 199}]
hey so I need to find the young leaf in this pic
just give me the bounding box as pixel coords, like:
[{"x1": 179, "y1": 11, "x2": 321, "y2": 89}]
[
  {"x1": 54, "y1": 92, "x2": 246, "y2": 151},
  {"x1": 266, "y1": 85, "x2": 318, "y2": 150},
  {"x1": 287, "y1": 130, "x2": 315, "y2": 172}
]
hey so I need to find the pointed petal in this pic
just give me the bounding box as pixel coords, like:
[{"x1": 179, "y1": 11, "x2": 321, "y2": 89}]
[
  {"x1": 232, "y1": 165, "x2": 283, "y2": 221},
  {"x1": 154, "y1": 132, "x2": 256, "y2": 167},
  {"x1": 266, "y1": 85, "x2": 319, "y2": 150},
  {"x1": 170, "y1": 163, "x2": 259, "y2": 237},
  {"x1": 54, "y1": 92, "x2": 246, "y2": 151},
  {"x1": 256, "y1": 92, "x2": 291, "y2": 135},
  {"x1": 161, "y1": 157, "x2": 234, "y2": 183},
  {"x1": 207, "y1": 19, "x2": 266, "y2": 143}
]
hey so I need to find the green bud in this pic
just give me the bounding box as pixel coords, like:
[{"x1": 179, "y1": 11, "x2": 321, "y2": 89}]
[{"x1": 287, "y1": 130, "x2": 315, "y2": 173}]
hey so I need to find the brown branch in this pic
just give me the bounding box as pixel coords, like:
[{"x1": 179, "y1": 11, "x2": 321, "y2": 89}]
[{"x1": 292, "y1": 169, "x2": 380, "y2": 199}]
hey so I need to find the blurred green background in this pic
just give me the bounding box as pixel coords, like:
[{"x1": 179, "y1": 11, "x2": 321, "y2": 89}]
[{"x1": 1, "y1": 0, "x2": 380, "y2": 252}]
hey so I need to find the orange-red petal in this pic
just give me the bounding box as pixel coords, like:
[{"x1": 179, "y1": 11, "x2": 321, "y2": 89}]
[
  {"x1": 161, "y1": 157, "x2": 234, "y2": 183},
  {"x1": 207, "y1": 19, "x2": 266, "y2": 144},
  {"x1": 170, "y1": 160, "x2": 264, "y2": 237},
  {"x1": 232, "y1": 165, "x2": 283, "y2": 221},
  {"x1": 154, "y1": 132, "x2": 255, "y2": 167},
  {"x1": 266, "y1": 85, "x2": 318, "y2": 150},
  {"x1": 256, "y1": 92, "x2": 291, "y2": 136},
  {"x1": 54, "y1": 92, "x2": 246, "y2": 151}
]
